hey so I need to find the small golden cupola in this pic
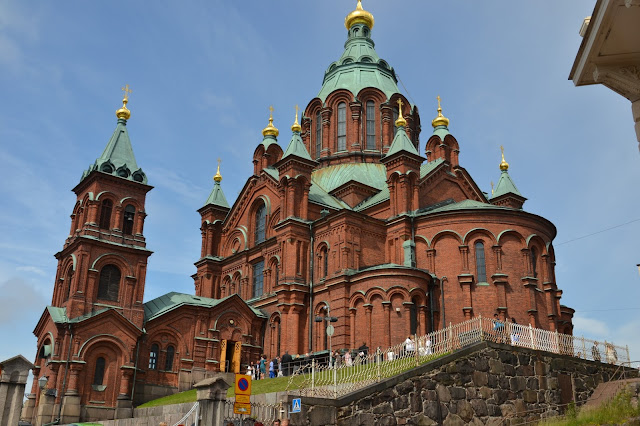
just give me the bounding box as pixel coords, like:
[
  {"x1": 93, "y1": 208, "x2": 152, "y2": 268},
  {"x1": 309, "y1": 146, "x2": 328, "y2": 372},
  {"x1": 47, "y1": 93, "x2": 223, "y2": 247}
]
[
  {"x1": 262, "y1": 106, "x2": 279, "y2": 138},
  {"x1": 500, "y1": 146, "x2": 509, "y2": 171},
  {"x1": 345, "y1": 0, "x2": 374, "y2": 30},
  {"x1": 213, "y1": 158, "x2": 222, "y2": 183},
  {"x1": 291, "y1": 105, "x2": 302, "y2": 133},
  {"x1": 116, "y1": 84, "x2": 132, "y2": 120},
  {"x1": 395, "y1": 98, "x2": 407, "y2": 128},
  {"x1": 431, "y1": 95, "x2": 449, "y2": 128}
]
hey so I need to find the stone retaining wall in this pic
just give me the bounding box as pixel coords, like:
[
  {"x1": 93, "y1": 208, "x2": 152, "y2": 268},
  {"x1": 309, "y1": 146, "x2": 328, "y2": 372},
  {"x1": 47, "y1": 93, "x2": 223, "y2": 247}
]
[
  {"x1": 286, "y1": 341, "x2": 636, "y2": 425},
  {"x1": 334, "y1": 342, "x2": 632, "y2": 425}
]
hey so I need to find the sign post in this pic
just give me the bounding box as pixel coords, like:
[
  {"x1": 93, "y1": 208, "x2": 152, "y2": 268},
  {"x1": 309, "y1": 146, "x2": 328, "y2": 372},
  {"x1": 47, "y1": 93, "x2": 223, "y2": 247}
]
[{"x1": 233, "y1": 374, "x2": 252, "y2": 415}]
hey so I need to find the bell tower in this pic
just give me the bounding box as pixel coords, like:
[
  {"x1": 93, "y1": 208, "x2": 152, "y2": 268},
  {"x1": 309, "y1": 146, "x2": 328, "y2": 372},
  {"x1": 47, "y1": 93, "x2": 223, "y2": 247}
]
[{"x1": 51, "y1": 87, "x2": 152, "y2": 329}]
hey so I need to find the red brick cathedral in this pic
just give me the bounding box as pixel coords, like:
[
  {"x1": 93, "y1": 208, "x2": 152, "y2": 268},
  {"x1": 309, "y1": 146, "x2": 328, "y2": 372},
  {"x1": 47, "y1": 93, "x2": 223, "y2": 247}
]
[{"x1": 26, "y1": 1, "x2": 574, "y2": 423}]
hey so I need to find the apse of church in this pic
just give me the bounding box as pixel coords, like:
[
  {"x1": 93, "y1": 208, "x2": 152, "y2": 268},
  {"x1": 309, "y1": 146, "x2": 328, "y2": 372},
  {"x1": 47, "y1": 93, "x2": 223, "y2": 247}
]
[{"x1": 27, "y1": 1, "x2": 574, "y2": 422}]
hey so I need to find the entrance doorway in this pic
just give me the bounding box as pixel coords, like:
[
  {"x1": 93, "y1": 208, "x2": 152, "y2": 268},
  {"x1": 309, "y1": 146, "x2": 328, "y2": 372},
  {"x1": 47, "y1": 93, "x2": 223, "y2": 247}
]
[{"x1": 220, "y1": 339, "x2": 242, "y2": 373}]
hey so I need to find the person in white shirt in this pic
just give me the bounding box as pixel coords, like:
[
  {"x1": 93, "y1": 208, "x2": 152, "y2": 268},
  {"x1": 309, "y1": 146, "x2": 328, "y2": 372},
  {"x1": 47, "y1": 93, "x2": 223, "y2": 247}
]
[{"x1": 404, "y1": 336, "x2": 415, "y2": 356}]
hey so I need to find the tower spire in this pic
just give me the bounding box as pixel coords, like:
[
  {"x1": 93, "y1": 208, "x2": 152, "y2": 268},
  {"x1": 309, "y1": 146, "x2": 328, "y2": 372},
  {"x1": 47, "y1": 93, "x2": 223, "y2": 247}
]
[{"x1": 214, "y1": 158, "x2": 222, "y2": 183}]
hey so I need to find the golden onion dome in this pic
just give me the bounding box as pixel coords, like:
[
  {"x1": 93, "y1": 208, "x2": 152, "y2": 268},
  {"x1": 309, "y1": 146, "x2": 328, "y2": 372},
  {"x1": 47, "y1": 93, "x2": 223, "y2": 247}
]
[
  {"x1": 291, "y1": 105, "x2": 302, "y2": 133},
  {"x1": 500, "y1": 146, "x2": 509, "y2": 171},
  {"x1": 395, "y1": 98, "x2": 407, "y2": 127},
  {"x1": 262, "y1": 106, "x2": 279, "y2": 137},
  {"x1": 213, "y1": 159, "x2": 222, "y2": 183},
  {"x1": 116, "y1": 97, "x2": 131, "y2": 120},
  {"x1": 116, "y1": 84, "x2": 132, "y2": 120},
  {"x1": 431, "y1": 95, "x2": 450, "y2": 128},
  {"x1": 345, "y1": 0, "x2": 374, "y2": 30}
]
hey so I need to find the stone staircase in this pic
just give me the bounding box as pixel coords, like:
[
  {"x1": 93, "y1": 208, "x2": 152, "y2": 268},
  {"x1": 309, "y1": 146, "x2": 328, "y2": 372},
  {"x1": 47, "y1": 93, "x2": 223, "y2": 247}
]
[{"x1": 584, "y1": 377, "x2": 640, "y2": 409}]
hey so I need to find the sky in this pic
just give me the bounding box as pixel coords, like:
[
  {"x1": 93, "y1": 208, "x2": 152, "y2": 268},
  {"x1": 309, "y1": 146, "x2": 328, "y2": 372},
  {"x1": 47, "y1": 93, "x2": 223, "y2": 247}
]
[{"x1": 1, "y1": 0, "x2": 639, "y2": 376}]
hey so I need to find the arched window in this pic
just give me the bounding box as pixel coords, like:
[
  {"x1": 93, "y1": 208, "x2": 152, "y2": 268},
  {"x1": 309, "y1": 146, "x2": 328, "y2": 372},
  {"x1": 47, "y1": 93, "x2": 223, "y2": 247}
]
[
  {"x1": 64, "y1": 269, "x2": 73, "y2": 301},
  {"x1": 99, "y1": 199, "x2": 113, "y2": 229},
  {"x1": 252, "y1": 260, "x2": 264, "y2": 298},
  {"x1": 531, "y1": 247, "x2": 538, "y2": 278},
  {"x1": 165, "y1": 345, "x2": 175, "y2": 371},
  {"x1": 366, "y1": 101, "x2": 376, "y2": 149},
  {"x1": 315, "y1": 110, "x2": 322, "y2": 158},
  {"x1": 475, "y1": 242, "x2": 487, "y2": 283},
  {"x1": 122, "y1": 204, "x2": 135, "y2": 235},
  {"x1": 97, "y1": 264, "x2": 120, "y2": 301},
  {"x1": 273, "y1": 261, "x2": 279, "y2": 288},
  {"x1": 149, "y1": 344, "x2": 159, "y2": 370},
  {"x1": 322, "y1": 247, "x2": 329, "y2": 278},
  {"x1": 254, "y1": 203, "x2": 266, "y2": 244},
  {"x1": 392, "y1": 108, "x2": 399, "y2": 135},
  {"x1": 337, "y1": 102, "x2": 347, "y2": 151},
  {"x1": 93, "y1": 357, "x2": 105, "y2": 385}
]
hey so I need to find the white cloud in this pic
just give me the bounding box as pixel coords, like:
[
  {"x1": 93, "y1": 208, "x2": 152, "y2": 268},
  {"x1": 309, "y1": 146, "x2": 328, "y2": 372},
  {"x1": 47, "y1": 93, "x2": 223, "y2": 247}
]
[
  {"x1": 16, "y1": 266, "x2": 47, "y2": 277},
  {"x1": 573, "y1": 315, "x2": 610, "y2": 338}
]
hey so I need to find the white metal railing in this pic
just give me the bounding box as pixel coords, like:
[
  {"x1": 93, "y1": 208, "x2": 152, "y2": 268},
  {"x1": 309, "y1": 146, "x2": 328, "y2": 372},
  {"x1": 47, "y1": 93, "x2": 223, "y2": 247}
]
[
  {"x1": 223, "y1": 400, "x2": 281, "y2": 424},
  {"x1": 286, "y1": 315, "x2": 630, "y2": 399},
  {"x1": 171, "y1": 401, "x2": 199, "y2": 426}
]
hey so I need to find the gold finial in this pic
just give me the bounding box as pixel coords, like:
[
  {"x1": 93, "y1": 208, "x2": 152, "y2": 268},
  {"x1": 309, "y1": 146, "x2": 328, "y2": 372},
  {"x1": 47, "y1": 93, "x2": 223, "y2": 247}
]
[
  {"x1": 291, "y1": 104, "x2": 302, "y2": 132},
  {"x1": 491, "y1": 181, "x2": 494, "y2": 196},
  {"x1": 431, "y1": 95, "x2": 450, "y2": 128},
  {"x1": 500, "y1": 146, "x2": 509, "y2": 171},
  {"x1": 262, "y1": 105, "x2": 279, "y2": 137},
  {"x1": 395, "y1": 98, "x2": 407, "y2": 127},
  {"x1": 116, "y1": 84, "x2": 132, "y2": 120},
  {"x1": 213, "y1": 158, "x2": 222, "y2": 183},
  {"x1": 345, "y1": 0, "x2": 374, "y2": 30}
]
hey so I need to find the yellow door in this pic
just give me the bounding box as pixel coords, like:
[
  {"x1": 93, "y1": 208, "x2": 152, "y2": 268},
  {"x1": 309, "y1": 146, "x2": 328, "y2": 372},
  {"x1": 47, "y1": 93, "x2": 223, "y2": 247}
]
[
  {"x1": 231, "y1": 341, "x2": 242, "y2": 373},
  {"x1": 220, "y1": 340, "x2": 227, "y2": 372}
]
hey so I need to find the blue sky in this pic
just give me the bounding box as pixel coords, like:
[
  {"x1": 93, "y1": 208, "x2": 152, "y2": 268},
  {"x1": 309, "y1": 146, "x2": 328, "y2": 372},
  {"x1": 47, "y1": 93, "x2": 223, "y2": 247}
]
[{"x1": 1, "y1": 0, "x2": 639, "y2": 371}]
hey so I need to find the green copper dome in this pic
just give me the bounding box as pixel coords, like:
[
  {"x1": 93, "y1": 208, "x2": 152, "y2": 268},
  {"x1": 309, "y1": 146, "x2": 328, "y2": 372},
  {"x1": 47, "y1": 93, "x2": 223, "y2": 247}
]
[{"x1": 317, "y1": 24, "x2": 400, "y2": 103}]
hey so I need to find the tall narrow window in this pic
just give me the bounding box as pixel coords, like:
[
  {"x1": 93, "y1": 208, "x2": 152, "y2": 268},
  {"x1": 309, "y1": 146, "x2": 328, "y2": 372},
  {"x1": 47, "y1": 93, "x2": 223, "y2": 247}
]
[
  {"x1": 64, "y1": 269, "x2": 73, "y2": 301},
  {"x1": 531, "y1": 247, "x2": 538, "y2": 278},
  {"x1": 165, "y1": 345, "x2": 175, "y2": 371},
  {"x1": 252, "y1": 260, "x2": 264, "y2": 298},
  {"x1": 315, "y1": 111, "x2": 322, "y2": 158},
  {"x1": 254, "y1": 203, "x2": 266, "y2": 244},
  {"x1": 99, "y1": 199, "x2": 113, "y2": 229},
  {"x1": 475, "y1": 242, "x2": 487, "y2": 283},
  {"x1": 322, "y1": 247, "x2": 329, "y2": 278},
  {"x1": 93, "y1": 357, "x2": 105, "y2": 385},
  {"x1": 122, "y1": 204, "x2": 135, "y2": 235},
  {"x1": 97, "y1": 264, "x2": 120, "y2": 301},
  {"x1": 274, "y1": 262, "x2": 279, "y2": 288},
  {"x1": 392, "y1": 108, "x2": 399, "y2": 135},
  {"x1": 366, "y1": 101, "x2": 376, "y2": 149},
  {"x1": 149, "y1": 344, "x2": 159, "y2": 370},
  {"x1": 337, "y1": 102, "x2": 347, "y2": 151}
]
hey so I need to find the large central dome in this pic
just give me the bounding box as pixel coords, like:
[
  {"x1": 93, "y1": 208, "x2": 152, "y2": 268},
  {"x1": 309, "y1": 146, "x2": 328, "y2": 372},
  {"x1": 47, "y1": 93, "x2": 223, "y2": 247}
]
[{"x1": 317, "y1": 4, "x2": 399, "y2": 103}]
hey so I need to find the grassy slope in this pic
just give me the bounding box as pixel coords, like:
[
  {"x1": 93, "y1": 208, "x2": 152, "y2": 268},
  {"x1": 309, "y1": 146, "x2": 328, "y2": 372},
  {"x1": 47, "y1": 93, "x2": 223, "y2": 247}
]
[{"x1": 540, "y1": 390, "x2": 640, "y2": 426}]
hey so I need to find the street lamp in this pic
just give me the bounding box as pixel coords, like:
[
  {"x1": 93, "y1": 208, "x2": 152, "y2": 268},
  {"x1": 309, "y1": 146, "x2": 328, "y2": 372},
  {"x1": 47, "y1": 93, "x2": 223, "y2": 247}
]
[
  {"x1": 314, "y1": 305, "x2": 338, "y2": 366},
  {"x1": 38, "y1": 375, "x2": 48, "y2": 390}
]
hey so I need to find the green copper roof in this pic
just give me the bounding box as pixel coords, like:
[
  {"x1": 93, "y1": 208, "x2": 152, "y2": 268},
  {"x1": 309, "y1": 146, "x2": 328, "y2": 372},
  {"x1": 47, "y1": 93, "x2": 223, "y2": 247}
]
[
  {"x1": 492, "y1": 170, "x2": 522, "y2": 199},
  {"x1": 419, "y1": 157, "x2": 445, "y2": 177},
  {"x1": 203, "y1": 181, "x2": 230, "y2": 209},
  {"x1": 317, "y1": 24, "x2": 399, "y2": 102},
  {"x1": 312, "y1": 163, "x2": 387, "y2": 193},
  {"x1": 47, "y1": 306, "x2": 67, "y2": 324},
  {"x1": 421, "y1": 199, "x2": 515, "y2": 215},
  {"x1": 282, "y1": 131, "x2": 312, "y2": 161},
  {"x1": 385, "y1": 126, "x2": 419, "y2": 157},
  {"x1": 261, "y1": 134, "x2": 279, "y2": 149},
  {"x1": 80, "y1": 118, "x2": 148, "y2": 184},
  {"x1": 144, "y1": 292, "x2": 266, "y2": 322},
  {"x1": 433, "y1": 125, "x2": 451, "y2": 140}
]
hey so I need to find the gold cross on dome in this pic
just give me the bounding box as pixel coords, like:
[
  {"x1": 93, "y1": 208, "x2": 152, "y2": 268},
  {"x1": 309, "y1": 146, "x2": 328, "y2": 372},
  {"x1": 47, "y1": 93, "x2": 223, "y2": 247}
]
[
  {"x1": 397, "y1": 98, "x2": 403, "y2": 111},
  {"x1": 121, "y1": 84, "x2": 132, "y2": 101},
  {"x1": 437, "y1": 95, "x2": 442, "y2": 110},
  {"x1": 491, "y1": 181, "x2": 494, "y2": 196},
  {"x1": 217, "y1": 157, "x2": 221, "y2": 168},
  {"x1": 500, "y1": 145, "x2": 504, "y2": 155},
  {"x1": 269, "y1": 105, "x2": 274, "y2": 119},
  {"x1": 295, "y1": 104, "x2": 299, "y2": 116}
]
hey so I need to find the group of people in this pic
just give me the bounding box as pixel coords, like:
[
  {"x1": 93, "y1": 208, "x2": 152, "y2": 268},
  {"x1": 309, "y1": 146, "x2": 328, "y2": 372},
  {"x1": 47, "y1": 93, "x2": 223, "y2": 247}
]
[
  {"x1": 492, "y1": 313, "x2": 520, "y2": 344},
  {"x1": 246, "y1": 352, "x2": 295, "y2": 379}
]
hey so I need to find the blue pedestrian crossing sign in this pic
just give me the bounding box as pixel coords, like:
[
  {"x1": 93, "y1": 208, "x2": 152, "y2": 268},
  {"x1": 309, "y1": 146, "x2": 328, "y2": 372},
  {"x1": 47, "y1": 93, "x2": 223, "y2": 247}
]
[{"x1": 291, "y1": 398, "x2": 302, "y2": 413}]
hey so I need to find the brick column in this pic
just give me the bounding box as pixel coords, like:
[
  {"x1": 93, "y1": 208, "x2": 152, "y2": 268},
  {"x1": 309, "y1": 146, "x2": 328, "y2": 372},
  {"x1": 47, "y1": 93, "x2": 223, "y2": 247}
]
[
  {"x1": 349, "y1": 308, "x2": 356, "y2": 349},
  {"x1": 382, "y1": 302, "x2": 391, "y2": 348},
  {"x1": 364, "y1": 304, "x2": 373, "y2": 349}
]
